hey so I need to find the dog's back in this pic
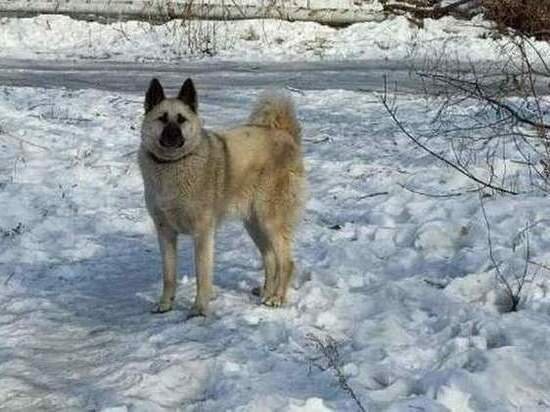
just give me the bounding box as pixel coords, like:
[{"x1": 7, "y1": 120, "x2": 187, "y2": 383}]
[{"x1": 212, "y1": 92, "x2": 305, "y2": 220}]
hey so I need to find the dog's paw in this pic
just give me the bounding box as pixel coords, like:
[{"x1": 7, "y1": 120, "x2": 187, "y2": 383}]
[
  {"x1": 151, "y1": 301, "x2": 173, "y2": 314},
  {"x1": 262, "y1": 295, "x2": 284, "y2": 307},
  {"x1": 186, "y1": 304, "x2": 209, "y2": 319}
]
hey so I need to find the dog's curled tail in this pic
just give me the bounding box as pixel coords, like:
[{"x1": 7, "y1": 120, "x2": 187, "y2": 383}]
[{"x1": 248, "y1": 91, "x2": 301, "y2": 145}]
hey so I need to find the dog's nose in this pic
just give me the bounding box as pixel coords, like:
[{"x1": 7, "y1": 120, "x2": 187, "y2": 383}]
[{"x1": 160, "y1": 123, "x2": 184, "y2": 148}]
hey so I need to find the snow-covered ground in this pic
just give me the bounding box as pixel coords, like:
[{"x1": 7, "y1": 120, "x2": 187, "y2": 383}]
[
  {"x1": 1, "y1": 79, "x2": 550, "y2": 411},
  {"x1": 1, "y1": 14, "x2": 550, "y2": 63},
  {"x1": 1, "y1": 8, "x2": 550, "y2": 412}
]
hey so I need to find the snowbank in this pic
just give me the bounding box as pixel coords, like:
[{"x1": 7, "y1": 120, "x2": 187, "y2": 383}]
[{"x1": 1, "y1": 14, "x2": 549, "y2": 63}]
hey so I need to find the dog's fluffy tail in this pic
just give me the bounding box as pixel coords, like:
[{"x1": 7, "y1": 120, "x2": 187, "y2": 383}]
[{"x1": 248, "y1": 92, "x2": 301, "y2": 145}]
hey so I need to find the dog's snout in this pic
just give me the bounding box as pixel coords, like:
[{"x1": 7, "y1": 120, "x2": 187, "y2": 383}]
[{"x1": 160, "y1": 123, "x2": 184, "y2": 148}]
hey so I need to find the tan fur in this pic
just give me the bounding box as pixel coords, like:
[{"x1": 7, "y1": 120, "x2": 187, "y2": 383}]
[
  {"x1": 139, "y1": 82, "x2": 305, "y2": 317},
  {"x1": 248, "y1": 91, "x2": 302, "y2": 145}
]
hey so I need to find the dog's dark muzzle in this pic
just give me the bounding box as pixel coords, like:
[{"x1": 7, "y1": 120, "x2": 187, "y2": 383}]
[{"x1": 159, "y1": 123, "x2": 184, "y2": 148}]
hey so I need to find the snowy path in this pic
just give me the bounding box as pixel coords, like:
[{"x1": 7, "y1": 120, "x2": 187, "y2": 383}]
[
  {"x1": 2, "y1": 58, "x2": 547, "y2": 97},
  {"x1": 1, "y1": 77, "x2": 550, "y2": 411},
  {"x1": 0, "y1": 59, "x2": 422, "y2": 94}
]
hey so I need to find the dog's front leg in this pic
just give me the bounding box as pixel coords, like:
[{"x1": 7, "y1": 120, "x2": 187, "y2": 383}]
[
  {"x1": 189, "y1": 226, "x2": 215, "y2": 317},
  {"x1": 152, "y1": 224, "x2": 178, "y2": 313}
]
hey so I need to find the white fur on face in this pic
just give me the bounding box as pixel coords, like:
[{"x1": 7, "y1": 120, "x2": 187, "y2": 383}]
[{"x1": 141, "y1": 98, "x2": 202, "y2": 160}]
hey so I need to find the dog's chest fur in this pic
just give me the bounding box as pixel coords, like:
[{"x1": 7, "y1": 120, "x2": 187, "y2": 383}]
[{"x1": 138, "y1": 147, "x2": 213, "y2": 233}]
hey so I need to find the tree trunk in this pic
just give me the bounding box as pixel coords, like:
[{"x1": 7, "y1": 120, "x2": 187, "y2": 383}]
[{"x1": 0, "y1": 1, "x2": 386, "y2": 25}]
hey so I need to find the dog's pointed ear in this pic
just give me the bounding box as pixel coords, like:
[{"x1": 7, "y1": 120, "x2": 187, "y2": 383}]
[
  {"x1": 145, "y1": 78, "x2": 165, "y2": 113},
  {"x1": 178, "y1": 78, "x2": 198, "y2": 113}
]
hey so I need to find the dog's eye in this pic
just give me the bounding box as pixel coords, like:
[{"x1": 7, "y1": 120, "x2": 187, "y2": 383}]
[
  {"x1": 177, "y1": 114, "x2": 186, "y2": 124},
  {"x1": 158, "y1": 113, "x2": 168, "y2": 123}
]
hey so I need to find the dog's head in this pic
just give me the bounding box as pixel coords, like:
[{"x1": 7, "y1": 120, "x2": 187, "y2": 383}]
[{"x1": 141, "y1": 78, "x2": 202, "y2": 161}]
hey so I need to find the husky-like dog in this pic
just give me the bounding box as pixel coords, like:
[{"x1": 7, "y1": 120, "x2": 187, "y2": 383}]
[{"x1": 138, "y1": 78, "x2": 305, "y2": 316}]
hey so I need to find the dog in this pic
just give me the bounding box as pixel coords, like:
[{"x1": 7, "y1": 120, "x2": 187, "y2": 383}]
[{"x1": 138, "y1": 78, "x2": 305, "y2": 317}]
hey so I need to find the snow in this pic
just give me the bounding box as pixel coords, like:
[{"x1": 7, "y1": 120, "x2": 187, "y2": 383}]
[
  {"x1": 1, "y1": 80, "x2": 550, "y2": 411},
  {"x1": 1, "y1": 14, "x2": 549, "y2": 63},
  {"x1": 1, "y1": 7, "x2": 550, "y2": 412}
]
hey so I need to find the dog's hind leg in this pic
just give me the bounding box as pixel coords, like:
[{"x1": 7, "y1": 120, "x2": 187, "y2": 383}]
[
  {"x1": 152, "y1": 223, "x2": 178, "y2": 313},
  {"x1": 263, "y1": 232, "x2": 294, "y2": 307},
  {"x1": 247, "y1": 208, "x2": 297, "y2": 307},
  {"x1": 245, "y1": 219, "x2": 277, "y2": 300}
]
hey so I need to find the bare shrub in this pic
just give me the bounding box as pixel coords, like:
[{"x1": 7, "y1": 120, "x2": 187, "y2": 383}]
[
  {"x1": 140, "y1": 0, "x2": 224, "y2": 56},
  {"x1": 381, "y1": 33, "x2": 550, "y2": 195},
  {"x1": 307, "y1": 334, "x2": 366, "y2": 412},
  {"x1": 172, "y1": 18, "x2": 219, "y2": 56},
  {"x1": 479, "y1": 194, "x2": 537, "y2": 312},
  {"x1": 136, "y1": 0, "x2": 295, "y2": 57},
  {"x1": 380, "y1": 34, "x2": 548, "y2": 311},
  {"x1": 381, "y1": 1, "x2": 550, "y2": 40},
  {"x1": 482, "y1": 0, "x2": 550, "y2": 40}
]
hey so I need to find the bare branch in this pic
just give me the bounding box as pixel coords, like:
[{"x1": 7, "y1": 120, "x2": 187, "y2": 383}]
[
  {"x1": 379, "y1": 75, "x2": 518, "y2": 195},
  {"x1": 398, "y1": 182, "x2": 481, "y2": 197},
  {"x1": 307, "y1": 334, "x2": 366, "y2": 412},
  {"x1": 417, "y1": 72, "x2": 550, "y2": 131}
]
